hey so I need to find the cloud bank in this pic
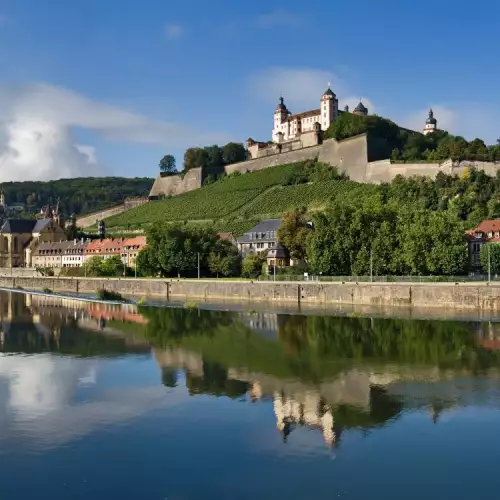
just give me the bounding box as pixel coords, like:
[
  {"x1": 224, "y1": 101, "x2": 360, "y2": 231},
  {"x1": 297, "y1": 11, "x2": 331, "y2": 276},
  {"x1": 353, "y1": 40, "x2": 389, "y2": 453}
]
[{"x1": 0, "y1": 83, "x2": 229, "y2": 182}]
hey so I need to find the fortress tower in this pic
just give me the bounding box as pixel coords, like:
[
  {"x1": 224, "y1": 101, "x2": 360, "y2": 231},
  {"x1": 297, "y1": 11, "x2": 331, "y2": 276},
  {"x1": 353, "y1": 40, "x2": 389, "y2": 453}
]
[
  {"x1": 272, "y1": 84, "x2": 339, "y2": 142},
  {"x1": 423, "y1": 109, "x2": 438, "y2": 135},
  {"x1": 352, "y1": 101, "x2": 369, "y2": 116}
]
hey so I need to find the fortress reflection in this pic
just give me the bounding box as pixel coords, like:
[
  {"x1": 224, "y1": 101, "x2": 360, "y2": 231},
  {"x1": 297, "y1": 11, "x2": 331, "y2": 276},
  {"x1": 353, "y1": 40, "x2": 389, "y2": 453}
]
[{"x1": 4, "y1": 292, "x2": 500, "y2": 451}]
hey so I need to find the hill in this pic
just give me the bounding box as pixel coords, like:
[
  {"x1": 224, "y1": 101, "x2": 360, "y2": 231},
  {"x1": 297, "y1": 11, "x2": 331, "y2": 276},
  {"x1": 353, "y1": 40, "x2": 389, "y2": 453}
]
[
  {"x1": 103, "y1": 161, "x2": 377, "y2": 235},
  {"x1": 0, "y1": 177, "x2": 153, "y2": 217}
]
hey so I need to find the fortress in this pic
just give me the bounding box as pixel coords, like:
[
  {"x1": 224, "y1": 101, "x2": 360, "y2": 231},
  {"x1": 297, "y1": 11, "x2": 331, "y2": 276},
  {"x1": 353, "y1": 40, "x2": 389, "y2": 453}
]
[{"x1": 148, "y1": 85, "x2": 494, "y2": 199}]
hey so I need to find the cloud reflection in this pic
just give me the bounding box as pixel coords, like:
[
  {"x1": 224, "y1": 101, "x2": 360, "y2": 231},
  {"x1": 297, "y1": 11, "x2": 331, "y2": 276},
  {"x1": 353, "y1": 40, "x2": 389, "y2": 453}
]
[{"x1": 0, "y1": 353, "x2": 189, "y2": 451}]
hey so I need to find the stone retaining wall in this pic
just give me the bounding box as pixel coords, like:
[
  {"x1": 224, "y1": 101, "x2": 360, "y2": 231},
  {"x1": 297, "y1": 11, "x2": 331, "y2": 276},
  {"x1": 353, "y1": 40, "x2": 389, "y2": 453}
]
[{"x1": 3, "y1": 277, "x2": 500, "y2": 311}]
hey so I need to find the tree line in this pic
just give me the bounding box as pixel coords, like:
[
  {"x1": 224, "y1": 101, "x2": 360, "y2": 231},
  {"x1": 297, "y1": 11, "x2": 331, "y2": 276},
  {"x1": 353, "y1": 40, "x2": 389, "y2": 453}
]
[
  {"x1": 0, "y1": 177, "x2": 152, "y2": 218},
  {"x1": 325, "y1": 113, "x2": 500, "y2": 163},
  {"x1": 159, "y1": 142, "x2": 247, "y2": 175},
  {"x1": 138, "y1": 164, "x2": 500, "y2": 278}
]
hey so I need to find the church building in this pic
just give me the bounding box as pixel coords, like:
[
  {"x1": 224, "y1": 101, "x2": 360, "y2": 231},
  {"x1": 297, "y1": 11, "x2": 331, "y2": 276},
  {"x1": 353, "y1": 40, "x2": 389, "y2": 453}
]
[{"x1": 0, "y1": 197, "x2": 67, "y2": 268}]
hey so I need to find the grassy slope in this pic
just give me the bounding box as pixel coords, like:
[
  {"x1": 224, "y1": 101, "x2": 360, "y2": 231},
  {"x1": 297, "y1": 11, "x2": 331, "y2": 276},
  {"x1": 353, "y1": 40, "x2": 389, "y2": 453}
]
[{"x1": 104, "y1": 162, "x2": 377, "y2": 236}]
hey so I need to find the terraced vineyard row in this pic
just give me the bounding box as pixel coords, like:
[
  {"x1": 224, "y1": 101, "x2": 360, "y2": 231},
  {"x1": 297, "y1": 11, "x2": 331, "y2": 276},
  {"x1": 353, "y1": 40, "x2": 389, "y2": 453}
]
[
  {"x1": 105, "y1": 163, "x2": 303, "y2": 228},
  {"x1": 103, "y1": 161, "x2": 379, "y2": 235},
  {"x1": 238, "y1": 181, "x2": 378, "y2": 219}
]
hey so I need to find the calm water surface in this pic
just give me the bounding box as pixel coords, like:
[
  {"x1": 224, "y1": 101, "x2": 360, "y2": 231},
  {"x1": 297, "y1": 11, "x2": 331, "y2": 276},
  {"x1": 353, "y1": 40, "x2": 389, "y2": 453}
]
[{"x1": 1, "y1": 291, "x2": 500, "y2": 499}]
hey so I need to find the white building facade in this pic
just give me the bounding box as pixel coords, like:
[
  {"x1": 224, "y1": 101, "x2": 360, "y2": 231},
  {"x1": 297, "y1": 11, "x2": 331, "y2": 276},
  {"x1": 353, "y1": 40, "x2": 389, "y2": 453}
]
[{"x1": 272, "y1": 87, "x2": 339, "y2": 142}]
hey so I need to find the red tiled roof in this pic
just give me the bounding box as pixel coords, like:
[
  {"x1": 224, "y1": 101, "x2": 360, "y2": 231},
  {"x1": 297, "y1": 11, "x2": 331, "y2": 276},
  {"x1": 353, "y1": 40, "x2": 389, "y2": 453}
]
[
  {"x1": 123, "y1": 236, "x2": 146, "y2": 248},
  {"x1": 85, "y1": 238, "x2": 126, "y2": 254},
  {"x1": 472, "y1": 220, "x2": 500, "y2": 234},
  {"x1": 217, "y1": 232, "x2": 235, "y2": 241}
]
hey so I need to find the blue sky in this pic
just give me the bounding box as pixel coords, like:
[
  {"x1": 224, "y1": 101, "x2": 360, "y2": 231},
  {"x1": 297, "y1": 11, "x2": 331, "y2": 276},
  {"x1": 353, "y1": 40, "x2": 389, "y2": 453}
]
[{"x1": 0, "y1": 0, "x2": 498, "y2": 181}]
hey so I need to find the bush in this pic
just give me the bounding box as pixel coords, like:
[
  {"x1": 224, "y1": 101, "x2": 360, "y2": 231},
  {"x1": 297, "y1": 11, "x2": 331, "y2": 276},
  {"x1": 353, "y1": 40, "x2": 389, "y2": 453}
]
[
  {"x1": 96, "y1": 289, "x2": 126, "y2": 301},
  {"x1": 242, "y1": 252, "x2": 267, "y2": 278}
]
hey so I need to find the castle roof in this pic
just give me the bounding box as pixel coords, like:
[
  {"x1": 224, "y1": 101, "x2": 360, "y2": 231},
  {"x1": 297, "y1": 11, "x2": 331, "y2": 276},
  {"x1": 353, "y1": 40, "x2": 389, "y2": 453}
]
[
  {"x1": 354, "y1": 101, "x2": 368, "y2": 113},
  {"x1": 426, "y1": 109, "x2": 437, "y2": 125},
  {"x1": 322, "y1": 88, "x2": 335, "y2": 97},
  {"x1": 287, "y1": 109, "x2": 320, "y2": 121},
  {"x1": 275, "y1": 96, "x2": 288, "y2": 112}
]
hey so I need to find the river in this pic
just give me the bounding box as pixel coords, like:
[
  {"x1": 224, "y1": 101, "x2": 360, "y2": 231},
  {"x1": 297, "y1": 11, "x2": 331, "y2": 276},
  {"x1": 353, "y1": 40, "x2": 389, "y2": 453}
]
[{"x1": 1, "y1": 290, "x2": 500, "y2": 499}]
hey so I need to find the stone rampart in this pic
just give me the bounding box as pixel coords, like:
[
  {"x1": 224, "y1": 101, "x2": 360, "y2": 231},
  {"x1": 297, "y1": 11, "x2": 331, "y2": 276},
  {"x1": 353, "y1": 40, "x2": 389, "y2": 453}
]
[
  {"x1": 224, "y1": 146, "x2": 321, "y2": 174},
  {"x1": 149, "y1": 167, "x2": 203, "y2": 199},
  {"x1": 319, "y1": 135, "x2": 370, "y2": 182},
  {"x1": 4, "y1": 278, "x2": 500, "y2": 311},
  {"x1": 75, "y1": 197, "x2": 148, "y2": 228}
]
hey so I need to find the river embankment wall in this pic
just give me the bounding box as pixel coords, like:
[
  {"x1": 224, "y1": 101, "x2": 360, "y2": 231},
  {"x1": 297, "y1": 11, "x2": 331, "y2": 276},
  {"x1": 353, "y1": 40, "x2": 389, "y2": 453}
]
[{"x1": 3, "y1": 277, "x2": 500, "y2": 311}]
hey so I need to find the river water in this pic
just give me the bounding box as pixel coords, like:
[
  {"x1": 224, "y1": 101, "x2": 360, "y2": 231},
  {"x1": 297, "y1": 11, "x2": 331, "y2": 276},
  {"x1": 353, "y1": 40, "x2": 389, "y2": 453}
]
[{"x1": 1, "y1": 291, "x2": 500, "y2": 499}]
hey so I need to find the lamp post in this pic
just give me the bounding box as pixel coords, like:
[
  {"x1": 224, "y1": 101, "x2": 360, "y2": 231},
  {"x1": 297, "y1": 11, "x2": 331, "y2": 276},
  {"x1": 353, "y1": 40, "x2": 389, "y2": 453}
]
[
  {"x1": 370, "y1": 248, "x2": 373, "y2": 282},
  {"x1": 488, "y1": 244, "x2": 491, "y2": 284},
  {"x1": 197, "y1": 252, "x2": 200, "y2": 280}
]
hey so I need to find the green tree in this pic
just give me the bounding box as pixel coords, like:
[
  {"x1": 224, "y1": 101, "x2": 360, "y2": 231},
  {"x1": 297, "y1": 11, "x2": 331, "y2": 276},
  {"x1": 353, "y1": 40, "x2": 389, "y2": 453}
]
[
  {"x1": 241, "y1": 252, "x2": 266, "y2": 278},
  {"x1": 277, "y1": 210, "x2": 310, "y2": 261},
  {"x1": 64, "y1": 214, "x2": 82, "y2": 240},
  {"x1": 221, "y1": 142, "x2": 246, "y2": 165},
  {"x1": 183, "y1": 148, "x2": 207, "y2": 171},
  {"x1": 159, "y1": 154, "x2": 177, "y2": 175},
  {"x1": 139, "y1": 223, "x2": 217, "y2": 277},
  {"x1": 208, "y1": 239, "x2": 241, "y2": 277},
  {"x1": 203, "y1": 145, "x2": 223, "y2": 168},
  {"x1": 84, "y1": 256, "x2": 105, "y2": 277},
  {"x1": 480, "y1": 244, "x2": 500, "y2": 274},
  {"x1": 100, "y1": 255, "x2": 125, "y2": 276}
]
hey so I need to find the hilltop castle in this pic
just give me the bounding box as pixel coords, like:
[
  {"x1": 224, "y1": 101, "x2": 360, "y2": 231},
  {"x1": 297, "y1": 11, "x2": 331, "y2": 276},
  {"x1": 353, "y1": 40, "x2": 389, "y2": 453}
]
[
  {"x1": 272, "y1": 86, "x2": 368, "y2": 143},
  {"x1": 246, "y1": 85, "x2": 438, "y2": 160}
]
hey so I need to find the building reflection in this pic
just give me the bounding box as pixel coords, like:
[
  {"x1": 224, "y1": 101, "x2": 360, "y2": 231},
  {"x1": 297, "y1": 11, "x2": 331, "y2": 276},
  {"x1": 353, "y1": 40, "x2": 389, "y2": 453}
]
[
  {"x1": 4, "y1": 293, "x2": 500, "y2": 451},
  {"x1": 0, "y1": 291, "x2": 149, "y2": 355}
]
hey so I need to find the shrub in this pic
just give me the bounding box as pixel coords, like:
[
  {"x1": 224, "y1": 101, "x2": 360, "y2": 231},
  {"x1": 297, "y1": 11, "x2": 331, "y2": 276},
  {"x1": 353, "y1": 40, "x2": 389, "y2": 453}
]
[{"x1": 96, "y1": 289, "x2": 126, "y2": 301}]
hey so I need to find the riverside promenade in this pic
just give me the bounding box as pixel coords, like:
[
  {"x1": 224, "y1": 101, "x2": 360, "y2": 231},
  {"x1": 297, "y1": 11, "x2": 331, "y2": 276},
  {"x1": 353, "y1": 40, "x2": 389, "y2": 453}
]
[{"x1": 1, "y1": 276, "x2": 500, "y2": 311}]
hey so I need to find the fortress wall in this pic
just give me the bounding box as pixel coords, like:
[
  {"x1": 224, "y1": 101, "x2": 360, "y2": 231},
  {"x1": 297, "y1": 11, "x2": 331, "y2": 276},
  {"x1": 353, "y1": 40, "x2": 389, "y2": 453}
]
[
  {"x1": 366, "y1": 160, "x2": 444, "y2": 184},
  {"x1": 224, "y1": 146, "x2": 321, "y2": 174},
  {"x1": 365, "y1": 159, "x2": 500, "y2": 184},
  {"x1": 451, "y1": 161, "x2": 500, "y2": 177},
  {"x1": 318, "y1": 134, "x2": 369, "y2": 182},
  {"x1": 76, "y1": 203, "x2": 134, "y2": 228},
  {"x1": 149, "y1": 167, "x2": 203, "y2": 198}
]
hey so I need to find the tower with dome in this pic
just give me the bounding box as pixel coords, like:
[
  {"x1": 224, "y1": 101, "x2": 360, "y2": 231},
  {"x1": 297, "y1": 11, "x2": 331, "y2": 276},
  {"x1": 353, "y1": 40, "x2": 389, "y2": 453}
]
[{"x1": 423, "y1": 109, "x2": 438, "y2": 135}]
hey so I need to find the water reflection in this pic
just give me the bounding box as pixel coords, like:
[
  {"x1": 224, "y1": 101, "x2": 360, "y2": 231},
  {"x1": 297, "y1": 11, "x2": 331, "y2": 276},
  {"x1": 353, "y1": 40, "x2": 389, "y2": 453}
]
[
  {"x1": 2, "y1": 290, "x2": 500, "y2": 454},
  {"x1": 4, "y1": 291, "x2": 500, "y2": 497}
]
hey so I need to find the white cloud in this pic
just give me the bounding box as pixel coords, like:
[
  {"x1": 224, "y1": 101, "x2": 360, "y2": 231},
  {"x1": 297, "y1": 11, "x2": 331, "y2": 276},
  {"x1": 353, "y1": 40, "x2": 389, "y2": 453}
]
[
  {"x1": 165, "y1": 23, "x2": 183, "y2": 39},
  {"x1": 75, "y1": 144, "x2": 98, "y2": 165},
  {"x1": 256, "y1": 10, "x2": 299, "y2": 28},
  {"x1": 0, "y1": 353, "x2": 191, "y2": 450},
  {"x1": 0, "y1": 83, "x2": 230, "y2": 181},
  {"x1": 248, "y1": 67, "x2": 376, "y2": 114}
]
